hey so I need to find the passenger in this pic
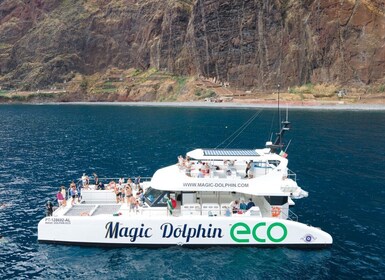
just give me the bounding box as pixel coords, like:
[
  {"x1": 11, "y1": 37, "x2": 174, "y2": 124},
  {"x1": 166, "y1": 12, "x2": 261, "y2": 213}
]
[
  {"x1": 245, "y1": 161, "x2": 252, "y2": 178},
  {"x1": 240, "y1": 199, "x2": 247, "y2": 212},
  {"x1": 185, "y1": 159, "x2": 192, "y2": 177},
  {"x1": 136, "y1": 187, "x2": 145, "y2": 205},
  {"x1": 177, "y1": 155, "x2": 184, "y2": 166},
  {"x1": 107, "y1": 180, "x2": 116, "y2": 190},
  {"x1": 70, "y1": 181, "x2": 76, "y2": 189},
  {"x1": 197, "y1": 169, "x2": 205, "y2": 178},
  {"x1": 136, "y1": 186, "x2": 143, "y2": 196},
  {"x1": 127, "y1": 178, "x2": 133, "y2": 188},
  {"x1": 81, "y1": 173, "x2": 89, "y2": 187},
  {"x1": 45, "y1": 200, "x2": 53, "y2": 216},
  {"x1": 119, "y1": 183, "x2": 125, "y2": 203},
  {"x1": 134, "y1": 176, "x2": 141, "y2": 189},
  {"x1": 128, "y1": 195, "x2": 138, "y2": 212},
  {"x1": 119, "y1": 177, "x2": 125, "y2": 186},
  {"x1": 60, "y1": 186, "x2": 66, "y2": 200},
  {"x1": 230, "y1": 200, "x2": 240, "y2": 214},
  {"x1": 70, "y1": 184, "x2": 78, "y2": 205},
  {"x1": 125, "y1": 185, "x2": 133, "y2": 205},
  {"x1": 196, "y1": 160, "x2": 202, "y2": 170},
  {"x1": 114, "y1": 183, "x2": 121, "y2": 203},
  {"x1": 246, "y1": 198, "x2": 255, "y2": 210},
  {"x1": 97, "y1": 182, "x2": 105, "y2": 190},
  {"x1": 56, "y1": 188, "x2": 64, "y2": 207},
  {"x1": 248, "y1": 161, "x2": 255, "y2": 178},
  {"x1": 224, "y1": 206, "x2": 231, "y2": 217},
  {"x1": 93, "y1": 173, "x2": 98, "y2": 185},
  {"x1": 204, "y1": 163, "x2": 210, "y2": 176}
]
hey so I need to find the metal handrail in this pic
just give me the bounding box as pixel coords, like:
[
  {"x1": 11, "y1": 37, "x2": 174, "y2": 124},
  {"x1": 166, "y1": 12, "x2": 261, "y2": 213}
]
[
  {"x1": 79, "y1": 176, "x2": 152, "y2": 184},
  {"x1": 287, "y1": 169, "x2": 297, "y2": 181},
  {"x1": 281, "y1": 209, "x2": 298, "y2": 221},
  {"x1": 62, "y1": 177, "x2": 152, "y2": 201}
]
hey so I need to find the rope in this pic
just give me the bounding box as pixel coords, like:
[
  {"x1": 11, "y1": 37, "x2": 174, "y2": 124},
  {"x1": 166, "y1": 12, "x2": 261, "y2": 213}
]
[{"x1": 215, "y1": 110, "x2": 262, "y2": 149}]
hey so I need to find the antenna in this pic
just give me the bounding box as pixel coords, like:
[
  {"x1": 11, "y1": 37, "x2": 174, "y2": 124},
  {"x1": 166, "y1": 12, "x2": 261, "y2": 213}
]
[
  {"x1": 277, "y1": 84, "x2": 281, "y2": 140},
  {"x1": 277, "y1": 84, "x2": 282, "y2": 145}
]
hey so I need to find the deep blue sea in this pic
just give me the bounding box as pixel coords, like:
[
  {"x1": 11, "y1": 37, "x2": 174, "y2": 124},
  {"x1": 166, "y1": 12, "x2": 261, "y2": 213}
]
[{"x1": 0, "y1": 104, "x2": 384, "y2": 279}]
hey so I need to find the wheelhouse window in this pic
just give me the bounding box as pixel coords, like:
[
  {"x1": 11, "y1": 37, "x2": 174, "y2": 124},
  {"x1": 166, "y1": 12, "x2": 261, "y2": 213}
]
[
  {"x1": 264, "y1": 196, "x2": 288, "y2": 206},
  {"x1": 268, "y1": 160, "x2": 281, "y2": 167},
  {"x1": 144, "y1": 187, "x2": 169, "y2": 207}
]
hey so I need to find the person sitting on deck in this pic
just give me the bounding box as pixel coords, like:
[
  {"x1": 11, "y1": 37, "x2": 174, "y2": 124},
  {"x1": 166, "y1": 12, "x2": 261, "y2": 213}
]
[
  {"x1": 197, "y1": 169, "x2": 205, "y2": 178},
  {"x1": 246, "y1": 198, "x2": 255, "y2": 210},
  {"x1": 97, "y1": 182, "x2": 105, "y2": 190},
  {"x1": 107, "y1": 180, "x2": 116, "y2": 190},
  {"x1": 203, "y1": 162, "x2": 210, "y2": 176},
  {"x1": 240, "y1": 199, "x2": 247, "y2": 212},
  {"x1": 230, "y1": 200, "x2": 240, "y2": 214},
  {"x1": 128, "y1": 195, "x2": 138, "y2": 212},
  {"x1": 224, "y1": 206, "x2": 231, "y2": 217}
]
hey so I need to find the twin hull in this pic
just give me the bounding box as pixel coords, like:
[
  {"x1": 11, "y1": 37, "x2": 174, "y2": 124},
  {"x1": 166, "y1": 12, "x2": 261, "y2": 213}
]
[{"x1": 38, "y1": 216, "x2": 332, "y2": 248}]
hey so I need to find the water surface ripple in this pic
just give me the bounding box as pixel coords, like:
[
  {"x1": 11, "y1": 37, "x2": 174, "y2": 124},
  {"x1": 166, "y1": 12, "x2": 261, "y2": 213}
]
[{"x1": 0, "y1": 105, "x2": 384, "y2": 279}]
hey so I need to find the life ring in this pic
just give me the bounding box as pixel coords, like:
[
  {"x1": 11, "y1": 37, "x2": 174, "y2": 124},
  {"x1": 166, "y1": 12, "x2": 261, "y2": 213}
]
[{"x1": 271, "y1": 206, "x2": 281, "y2": 217}]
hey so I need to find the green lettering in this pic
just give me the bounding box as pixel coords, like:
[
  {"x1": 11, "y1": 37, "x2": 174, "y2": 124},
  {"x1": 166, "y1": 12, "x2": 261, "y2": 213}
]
[
  {"x1": 230, "y1": 222, "x2": 250, "y2": 243},
  {"x1": 267, "y1": 222, "x2": 287, "y2": 242},
  {"x1": 252, "y1": 222, "x2": 266, "y2": 242}
]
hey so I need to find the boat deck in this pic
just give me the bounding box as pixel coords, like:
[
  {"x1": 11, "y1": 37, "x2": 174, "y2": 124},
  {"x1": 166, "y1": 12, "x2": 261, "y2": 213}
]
[{"x1": 53, "y1": 195, "x2": 277, "y2": 219}]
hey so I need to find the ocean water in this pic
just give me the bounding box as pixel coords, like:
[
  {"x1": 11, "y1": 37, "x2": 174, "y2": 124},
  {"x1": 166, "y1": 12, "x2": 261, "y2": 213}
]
[{"x1": 0, "y1": 104, "x2": 384, "y2": 279}]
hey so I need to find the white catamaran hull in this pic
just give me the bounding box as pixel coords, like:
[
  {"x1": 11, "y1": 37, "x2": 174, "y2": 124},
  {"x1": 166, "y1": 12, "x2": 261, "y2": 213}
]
[{"x1": 38, "y1": 216, "x2": 332, "y2": 248}]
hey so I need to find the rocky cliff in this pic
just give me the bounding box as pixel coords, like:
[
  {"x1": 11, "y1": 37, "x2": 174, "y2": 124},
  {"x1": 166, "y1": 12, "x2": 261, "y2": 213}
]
[{"x1": 0, "y1": 0, "x2": 384, "y2": 96}]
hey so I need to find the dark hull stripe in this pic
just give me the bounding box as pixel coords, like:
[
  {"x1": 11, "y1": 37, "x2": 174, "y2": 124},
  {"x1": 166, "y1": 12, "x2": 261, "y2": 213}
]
[{"x1": 38, "y1": 239, "x2": 332, "y2": 250}]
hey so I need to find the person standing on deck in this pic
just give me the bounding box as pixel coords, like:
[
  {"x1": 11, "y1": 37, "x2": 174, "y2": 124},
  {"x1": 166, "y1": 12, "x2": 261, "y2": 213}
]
[
  {"x1": 93, "y1": 173, "x2": 98, "y2": 185},
  {"x1": 45, "y1": 201, "x2": 53, "y2": 216},
  {"x1": 56, "y1": 188, "x2": 64, "y2": 207},
  {"x1": 245, "y1": 160, "x2": 253, "y2": 178}
]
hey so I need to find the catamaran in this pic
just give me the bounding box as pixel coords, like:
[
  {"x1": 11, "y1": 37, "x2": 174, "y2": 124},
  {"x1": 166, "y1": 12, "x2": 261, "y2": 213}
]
[{"x1": 38, "y1": 116, "x2": 332, "y2": 248}]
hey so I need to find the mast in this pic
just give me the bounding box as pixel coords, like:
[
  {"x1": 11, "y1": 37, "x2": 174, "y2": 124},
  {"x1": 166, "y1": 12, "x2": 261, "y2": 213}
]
[{"x1": 266, "y1": 84, "x2": 291, "y2": 153}]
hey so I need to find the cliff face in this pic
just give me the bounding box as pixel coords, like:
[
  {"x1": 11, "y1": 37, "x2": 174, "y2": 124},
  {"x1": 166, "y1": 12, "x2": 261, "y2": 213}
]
[{"x1": 1, "y1": 0, "x2": 384, "y2": 91}]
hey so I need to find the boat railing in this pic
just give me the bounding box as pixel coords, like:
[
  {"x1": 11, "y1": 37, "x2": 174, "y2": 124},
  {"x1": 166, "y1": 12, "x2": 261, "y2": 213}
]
[
  {"x1": 287, "y1": 169, "x2": 296, "y2": 181},
  {"x1": 63, "y1": 177, "x2": 152, "y2": 201},
  {"x1": 281, "y1": 209, "x2": 298, "y2": 221},
  {"x1": 75, "y1": 176, "x2": 151, "y2": 187}
]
